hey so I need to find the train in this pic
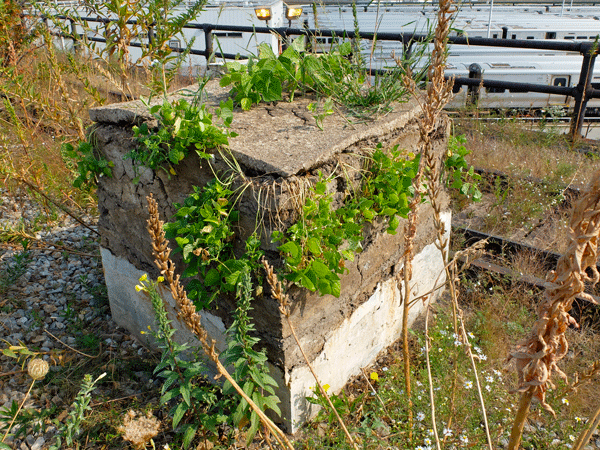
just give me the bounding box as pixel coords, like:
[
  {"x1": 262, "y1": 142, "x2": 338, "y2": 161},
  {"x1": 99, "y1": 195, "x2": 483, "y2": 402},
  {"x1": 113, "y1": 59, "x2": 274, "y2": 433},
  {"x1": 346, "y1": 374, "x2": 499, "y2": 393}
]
[{"x1": 45, "y1": 1, "x2": 600, "y2": 113}]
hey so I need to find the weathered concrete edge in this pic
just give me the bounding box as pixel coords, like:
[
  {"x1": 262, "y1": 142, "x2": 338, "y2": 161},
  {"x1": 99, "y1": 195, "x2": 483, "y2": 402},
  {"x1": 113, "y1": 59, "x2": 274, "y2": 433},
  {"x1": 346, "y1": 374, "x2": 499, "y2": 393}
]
[{"x1": 291, "y1": 102, "x2": 421, "y2": 177}]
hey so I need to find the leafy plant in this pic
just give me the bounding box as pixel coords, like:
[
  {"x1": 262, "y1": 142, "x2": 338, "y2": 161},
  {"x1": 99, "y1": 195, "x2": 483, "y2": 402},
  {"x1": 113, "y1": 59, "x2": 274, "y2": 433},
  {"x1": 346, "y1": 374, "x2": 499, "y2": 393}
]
[
  {"x1": 128, "y1": 92, "x2": 235, "y2": 180},
  {"x1": 48, "y1": 372, "x2": 107, "y2": 450},
  {"x1": 307, "y1": 384, "x2": 362, "y2": 426},
  {"x1": 444, "y1": 134, "x2": 482, "y2": 201},
  {"x1": 0, "y1": 240, "x2": 31, "y2": 295},
  {"x1": 222, "y1": 270, "x2": 281, "y2": 445},
  {"x1": 0, "y1": 400, "x2": 54, "y2": 443},
  {"x1": 62, "y1": 138, "x2": 114, "y2": 188},
  {"x1": 137, "y1": 0, "x2": 207, "y2": 95},
  {"x1": 220, "y1": 37, "x2": 310, "y2": 110},
  {"x1": 138, "y1": 275, "x2": 228, "y2": 448},
  {"x1": 274, "y1": 144, "x2": 421, "y2": 297},
  {"x1": 220, "y1": 35, "x2": 413, "y2": 120}
]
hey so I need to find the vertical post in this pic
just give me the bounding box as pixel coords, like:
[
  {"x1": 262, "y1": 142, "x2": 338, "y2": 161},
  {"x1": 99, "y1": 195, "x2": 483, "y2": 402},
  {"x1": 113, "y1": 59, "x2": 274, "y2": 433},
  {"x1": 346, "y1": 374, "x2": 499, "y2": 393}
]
[
  {"x1": 467, "y1": 63, "x2": 482, "y2": 107},
  {"x1": 70, "y1": 19, "x2": 79, "y2": 53},
  {"x1": 204, "y1": 25, "x2": 214, "y2": 65},
  {"x1": 570, "y1": 45, "x2": 597, "y2": 139},
  {"x1": 148, "y1": 23, "x2": 154, "y2": 47}
]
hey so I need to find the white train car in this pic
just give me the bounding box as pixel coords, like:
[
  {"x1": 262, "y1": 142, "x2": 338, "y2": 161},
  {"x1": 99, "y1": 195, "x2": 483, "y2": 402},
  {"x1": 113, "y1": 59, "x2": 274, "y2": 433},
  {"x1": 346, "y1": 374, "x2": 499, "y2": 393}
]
[
  {"x1": 47, "y1": 0, "x2": 295, "y2": 69},
  {"x1": 445, "y1": 52, "x2": 600, "y2": 113}
]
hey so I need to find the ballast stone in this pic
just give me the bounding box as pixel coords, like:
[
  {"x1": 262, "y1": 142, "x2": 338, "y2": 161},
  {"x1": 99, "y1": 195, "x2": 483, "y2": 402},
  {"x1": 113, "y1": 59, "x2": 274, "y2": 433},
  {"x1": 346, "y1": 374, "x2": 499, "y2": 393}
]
[{"x1": 91, "y1": 80, "x2": 452, "y2": 432}]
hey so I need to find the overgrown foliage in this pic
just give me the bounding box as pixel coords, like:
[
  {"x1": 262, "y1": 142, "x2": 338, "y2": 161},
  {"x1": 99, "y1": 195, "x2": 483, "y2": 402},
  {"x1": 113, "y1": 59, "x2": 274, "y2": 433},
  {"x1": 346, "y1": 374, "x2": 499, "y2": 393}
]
[
  {"x1": 129, "y1": 89, "x2": 235, "y2": 180},
  {"x1": 220, "y1": 35, "x2": 416, "y2": 119}
]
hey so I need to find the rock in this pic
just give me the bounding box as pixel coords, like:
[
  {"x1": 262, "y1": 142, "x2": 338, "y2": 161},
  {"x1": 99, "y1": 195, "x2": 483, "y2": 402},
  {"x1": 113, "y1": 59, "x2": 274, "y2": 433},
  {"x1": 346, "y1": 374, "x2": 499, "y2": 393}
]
[{"x1": 30, "y1": 436, "x2": 45, "y2": 450}]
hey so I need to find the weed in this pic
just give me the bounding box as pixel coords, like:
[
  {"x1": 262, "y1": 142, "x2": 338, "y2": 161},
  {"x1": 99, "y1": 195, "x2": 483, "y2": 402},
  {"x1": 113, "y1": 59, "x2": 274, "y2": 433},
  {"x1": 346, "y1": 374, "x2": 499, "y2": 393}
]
[
  {"x1": 48, "y1": 372, "x2": 107, "y2": 450},
  {"x1": 128, "y1": 88, "x2": 235, "y2": 181},
  {"x1": 0, "y1": 241, "x2": 31, "y2": 295}
]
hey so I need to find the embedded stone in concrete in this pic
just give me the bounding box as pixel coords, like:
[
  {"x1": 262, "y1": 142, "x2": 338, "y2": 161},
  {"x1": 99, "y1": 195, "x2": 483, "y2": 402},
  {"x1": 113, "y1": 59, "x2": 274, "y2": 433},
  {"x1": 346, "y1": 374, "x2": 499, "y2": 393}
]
[{"x1": 91, "y1": 79, "x2": 451, "y2": 432}]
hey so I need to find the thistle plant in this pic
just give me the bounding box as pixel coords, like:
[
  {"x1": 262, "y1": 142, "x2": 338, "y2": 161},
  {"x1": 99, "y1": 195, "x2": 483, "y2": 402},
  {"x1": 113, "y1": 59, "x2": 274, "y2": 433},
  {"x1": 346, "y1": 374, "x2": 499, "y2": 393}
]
[
  {"x1": 0, "y1": 358, "x2": 49, "y2": 446},
  {"x1": 507, "y1": 170, "x2": 600, "y2": 450}
]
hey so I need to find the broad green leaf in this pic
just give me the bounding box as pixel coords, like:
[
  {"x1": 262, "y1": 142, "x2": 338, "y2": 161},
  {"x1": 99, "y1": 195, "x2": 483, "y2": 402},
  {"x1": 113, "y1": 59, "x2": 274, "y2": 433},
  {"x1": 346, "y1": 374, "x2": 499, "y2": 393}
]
[
  {"x1": 278, "y1": 241, "x2": 300, "y2": 259},
  {"x1": 310, "y1": 260, "x2": 330, "y2": 278},
  {"x1": 172, "y1": 401, "x2": 187, "y2": 429},
  {"x1": 182, "y1": 423, "x2": 198, "y2": 449},
  {"x1": 204, "y1": 268, "x2": 220, "y2": 286},
  {"x1": 307, "y1": 237, "x2": 322, "y2": 256},
  {"x1": 241, "y1": 97, "x2": 252, "y2": 111}
]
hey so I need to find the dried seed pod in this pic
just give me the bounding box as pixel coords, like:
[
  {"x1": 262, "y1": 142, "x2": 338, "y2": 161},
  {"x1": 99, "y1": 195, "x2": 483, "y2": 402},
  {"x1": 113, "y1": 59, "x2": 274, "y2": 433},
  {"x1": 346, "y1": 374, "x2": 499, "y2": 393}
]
[{"x1": 27, "y1": 358, "x2": 49, "y2": 381}]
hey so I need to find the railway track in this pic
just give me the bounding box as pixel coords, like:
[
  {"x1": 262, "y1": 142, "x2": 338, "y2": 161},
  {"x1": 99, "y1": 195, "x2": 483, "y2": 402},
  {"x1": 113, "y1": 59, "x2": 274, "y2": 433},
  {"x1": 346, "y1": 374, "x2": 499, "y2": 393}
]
[{"x1": 451, "y1": 168, "x2": 600, "y2": 329}]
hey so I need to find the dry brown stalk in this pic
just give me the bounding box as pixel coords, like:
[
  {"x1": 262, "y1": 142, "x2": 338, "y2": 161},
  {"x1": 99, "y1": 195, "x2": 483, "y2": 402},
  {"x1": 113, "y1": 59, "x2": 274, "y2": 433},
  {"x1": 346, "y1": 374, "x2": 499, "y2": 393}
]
[
  {"x1": 145, "y1": 195, "x2": 294, "y2": 450},
  {"x1": 262, "y1": 258, "x2": 360, "y2": 450},
  {"x1": 397, "y1": 0, "x2": 456, "y2": 440},
  {"x1": 423, "y1": 303, "x2": 442, "y2": 450},
  {"x1": 507, "y1": 170, "x2": 600, "y2": 450},
  {"x1": 567, "y1": 359, "x2": 600, "y2": 394},
  {"x1": 572, "y1": 402, "x2": 600, "y2": 450}
]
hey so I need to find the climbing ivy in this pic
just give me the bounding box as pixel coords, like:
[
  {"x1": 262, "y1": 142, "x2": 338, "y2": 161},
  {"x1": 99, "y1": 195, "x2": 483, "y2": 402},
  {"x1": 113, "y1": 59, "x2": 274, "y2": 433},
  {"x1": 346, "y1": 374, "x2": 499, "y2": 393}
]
[
  {"x1": 274, "y1": 144, "x2": 421, "y2": 297},
  {"x1": 127, "y1": 94, "x2": 235, "y2": 181},
  {"x1": 163, "y1": 178, "x2": 264, "y2": 309}
]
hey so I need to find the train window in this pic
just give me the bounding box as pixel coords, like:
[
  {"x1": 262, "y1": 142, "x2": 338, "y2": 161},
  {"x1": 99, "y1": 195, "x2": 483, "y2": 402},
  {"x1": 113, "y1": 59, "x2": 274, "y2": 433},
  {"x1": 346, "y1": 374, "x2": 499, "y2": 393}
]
[
  {"x1": 527, "y1": 36, "x2": 534, "y2": 39},
  {"x1": 577, "y1": 36, "x2": 588, "y2": 39},
  {"x1": 565, "y1": 36, "x2": 575, "y2": 40},
  {"x1": 545, "y1": 32, "x2": 556, "y2": 39},
  {"x1": 591, "y1": 83, "x2": 600, "y2": 90},
  {"x1": 511, "y1": 34, "x2": 517, "y2": 39},
  {"x1": 213, "y1": 32, "x2": 243, "y2": 38},
  {"x1": 487, "y1": 87, "x2": 506, "y2": 93},
  {"x1": 553, "y1": 77, "x2": 569, "y2": 87}
]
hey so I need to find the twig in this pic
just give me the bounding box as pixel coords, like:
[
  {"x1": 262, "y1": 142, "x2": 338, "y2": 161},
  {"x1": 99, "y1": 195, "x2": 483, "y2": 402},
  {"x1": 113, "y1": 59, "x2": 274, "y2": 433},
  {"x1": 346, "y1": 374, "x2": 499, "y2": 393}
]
[
  {"x1": 45, "y1": 327, "x2": 102, "y2": 359},
  {"x1": 360, "y1": 367, "x2": 390, "y2": 419},
  {"x1": 424, "y1": 302, "x2": 442, "y2": 450},
  {"x1": 572, "y1": 402, "x2": 600, "y2": 450},
  {"x1": 17, "y1": 177, "x2": 100, "y2": 236}
]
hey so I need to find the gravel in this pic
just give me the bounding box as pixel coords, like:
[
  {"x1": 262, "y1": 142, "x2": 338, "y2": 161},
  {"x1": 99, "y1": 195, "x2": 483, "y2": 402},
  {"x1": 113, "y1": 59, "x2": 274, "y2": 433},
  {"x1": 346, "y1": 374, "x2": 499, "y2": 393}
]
[{"x1": 0, "y1": 188, "x2": 157, "y2": 449}]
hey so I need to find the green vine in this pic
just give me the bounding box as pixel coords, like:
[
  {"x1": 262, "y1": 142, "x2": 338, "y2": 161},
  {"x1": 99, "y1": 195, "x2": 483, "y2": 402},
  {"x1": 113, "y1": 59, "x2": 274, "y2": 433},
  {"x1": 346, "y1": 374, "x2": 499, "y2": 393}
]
[
  {"x1": 274, "y1": 144, "x2": 421, "y2": 297},
  {"x1": 128, "y1": 91, "x2": 235, "y2": 181},
  {"x1": 62, "y1": 138, "x2": 114, "y2": 188}
]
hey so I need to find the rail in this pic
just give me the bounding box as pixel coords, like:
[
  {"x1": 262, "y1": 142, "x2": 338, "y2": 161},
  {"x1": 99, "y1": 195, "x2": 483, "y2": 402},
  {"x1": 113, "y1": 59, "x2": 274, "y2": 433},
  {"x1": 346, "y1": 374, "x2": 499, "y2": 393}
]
[{"x1": 46, "y1": 14, "x2": 600, "y2": 139}]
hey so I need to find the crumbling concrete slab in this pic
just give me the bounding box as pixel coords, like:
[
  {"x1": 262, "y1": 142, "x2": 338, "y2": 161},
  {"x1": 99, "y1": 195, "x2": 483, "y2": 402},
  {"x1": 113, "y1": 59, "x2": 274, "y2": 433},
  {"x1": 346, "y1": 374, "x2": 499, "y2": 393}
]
[{"x1": 91, "y1": 79, "x2": 451, "y2": 432}]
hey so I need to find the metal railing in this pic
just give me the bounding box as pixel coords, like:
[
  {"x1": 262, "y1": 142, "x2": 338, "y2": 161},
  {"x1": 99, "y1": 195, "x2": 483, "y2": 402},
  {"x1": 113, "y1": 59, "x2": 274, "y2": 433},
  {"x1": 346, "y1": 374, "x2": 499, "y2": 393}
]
[{"x1": 47, "y1": 14, "x2": 600, "y2": 138}]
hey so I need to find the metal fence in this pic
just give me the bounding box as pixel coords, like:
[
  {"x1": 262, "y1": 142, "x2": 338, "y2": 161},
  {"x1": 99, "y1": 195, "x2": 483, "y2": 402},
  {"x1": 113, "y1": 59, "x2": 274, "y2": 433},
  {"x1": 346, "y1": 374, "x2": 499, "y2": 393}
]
[{"x1": 48, "y1": 14, "x2": 600, "y2": 138}]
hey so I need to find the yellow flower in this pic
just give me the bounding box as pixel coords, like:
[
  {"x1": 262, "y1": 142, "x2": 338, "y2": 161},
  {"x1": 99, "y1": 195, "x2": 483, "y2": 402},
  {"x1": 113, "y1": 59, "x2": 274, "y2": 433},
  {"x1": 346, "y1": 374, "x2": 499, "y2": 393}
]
[
  {"x1": 135, "y1": 285, "x2": 143, "y2": 292},
  {"x1": 370, "y1": 372, "x2": 379, "y2": 382},
  {"x1": 139, "y1": 274, "x2": 148, "y2": 282},
  {"x1": 157, "y1": 276, "x2": 164, "y2": 283},
  {"x1": 322, "y1": 384, "x2": 330, "y2": 393}
]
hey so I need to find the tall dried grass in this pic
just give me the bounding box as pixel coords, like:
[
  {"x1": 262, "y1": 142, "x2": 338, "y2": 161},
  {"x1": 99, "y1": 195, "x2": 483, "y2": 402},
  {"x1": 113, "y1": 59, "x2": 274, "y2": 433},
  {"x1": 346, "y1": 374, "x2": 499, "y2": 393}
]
[{"x1": 507, "y1": 170, "x2": 600, "y2": 449}]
